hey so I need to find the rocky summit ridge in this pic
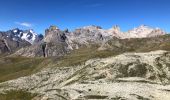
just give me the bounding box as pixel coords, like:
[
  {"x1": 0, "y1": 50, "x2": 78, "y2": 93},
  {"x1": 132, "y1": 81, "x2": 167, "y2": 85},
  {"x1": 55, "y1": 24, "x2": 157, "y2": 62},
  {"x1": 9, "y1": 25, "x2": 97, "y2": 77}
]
[{"x1": 9, "y1": 25, "x2": 167, "y2": 57}]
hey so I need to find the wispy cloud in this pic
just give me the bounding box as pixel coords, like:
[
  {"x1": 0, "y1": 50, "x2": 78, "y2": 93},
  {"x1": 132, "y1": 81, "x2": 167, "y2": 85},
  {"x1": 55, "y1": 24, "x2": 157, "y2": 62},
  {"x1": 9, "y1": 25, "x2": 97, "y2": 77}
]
[
  {"x1": 85, "y1": 3, "x2": 103, "y2": 8},
  {"x1": 15, "y1": 22, "x2": 33, "y2": 27}
]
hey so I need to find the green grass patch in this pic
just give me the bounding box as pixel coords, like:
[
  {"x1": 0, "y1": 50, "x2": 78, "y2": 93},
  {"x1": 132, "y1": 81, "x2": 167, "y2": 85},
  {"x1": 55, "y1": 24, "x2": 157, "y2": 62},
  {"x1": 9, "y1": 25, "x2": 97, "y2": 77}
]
[
  {"x1": 0, "y1": 47, "x2": 118, "y2": 83},
  {"x1": 0, "y1": 57, "x2": 50, "y2": 82},
  {"x1": 53, "y1": 47, "x2": 119, "y2": 67},
  {"x1": 0, "y1": 90, "x2": 37, "y2": 100}
]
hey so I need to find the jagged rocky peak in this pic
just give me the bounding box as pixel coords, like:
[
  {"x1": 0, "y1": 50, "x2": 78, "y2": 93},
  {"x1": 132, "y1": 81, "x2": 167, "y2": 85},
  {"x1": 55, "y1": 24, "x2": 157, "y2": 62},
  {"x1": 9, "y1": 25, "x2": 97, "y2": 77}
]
[
  {"x1": 106, "y1": 25, "x2": 125, "y2": 38},
  {"x1": 124, "y1": 25, "x2": 166, "y2": 38},
  {"x1": 49, "y1": 25, "x2": 59, "y2": 31},
  {"x1": 128, "y1": 25, "x2": 153, "y2": 34},
  {"x1": 45, "y1": 25, "x2": 59, "y2": 36},
  {"x1": 71, "y1": 25, "x2": 106, "y2": 43},
  {"x1": 44, "y1": 26, "x2": 67, "y2": 43},
  {"x1": 73, "y1": 25, "x2": 103, "y2": 36},
  {"x1": 3, "y1": 28, "x2": 43, "y2": 44},
  {"x1": 13, "y1": 25, "x2": 70, "y2": 57},
  {"x1": 108, "y1": 25, "x2": 121, "y2": 33},
  {"x1": 42, "y1": 25, "x2": 70, "y2": 57},
  {"x1": 71, "y1": 24, "x2": 167, "y2": 39},
  {"x1": 82, "y1": 25, "x2": 102, "y2": 30},
  {"x1": 0, "y1": 29, "x2": 29, "y2": 54},
  {"x1": 0, "y1": 34, "x2": 31, "y2": 54}
]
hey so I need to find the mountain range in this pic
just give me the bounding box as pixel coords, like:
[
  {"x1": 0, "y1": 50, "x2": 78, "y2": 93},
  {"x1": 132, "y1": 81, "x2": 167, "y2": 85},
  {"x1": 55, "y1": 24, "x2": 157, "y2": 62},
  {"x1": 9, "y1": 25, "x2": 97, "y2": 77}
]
[
  {"x1": 1, "y1": 25, "x2": 170, "y2": 100},
  {"x1": 0, "y1": 25, "x2": 167, "y2": 57}
]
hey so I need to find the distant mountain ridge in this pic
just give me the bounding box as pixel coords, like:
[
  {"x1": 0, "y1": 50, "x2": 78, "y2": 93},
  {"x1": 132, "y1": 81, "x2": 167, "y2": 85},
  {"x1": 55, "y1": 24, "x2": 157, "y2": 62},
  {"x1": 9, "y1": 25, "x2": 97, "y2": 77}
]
[
  {"x1": 12, "y1": 25, "x2": 169, "y2": 57},
  {"x1": 0, "y1": 25, "x2": 167, "y2": 44},
  {"x1": 124, "y1": 25, "x2": 166, "y2": 38},
  {"x1": 75, "y1": 25, "x2": 166, "y2": 39},
  {"x1": 0, "y1": 28, "x2": 44, "y2": 55},
  {"x1": 0, "y1": 25, "x2": 168, "y2": 57},
  {"x1": 0, "y1": 28, "x2": 43, "y2": 44}
]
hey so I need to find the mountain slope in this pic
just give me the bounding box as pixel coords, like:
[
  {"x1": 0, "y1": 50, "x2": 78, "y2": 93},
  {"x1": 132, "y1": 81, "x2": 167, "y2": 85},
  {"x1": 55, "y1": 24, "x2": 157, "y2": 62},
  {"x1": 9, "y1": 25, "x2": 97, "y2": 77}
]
[
  {"x1": 0, "y1": 32, "x2": 31, "y2": 55},
  {"x1": 0, "y1": 28, "x2": 44, "y2": 55},
  {"x1": 1, "y1": 50, "x2": 170, "y2": 99}
]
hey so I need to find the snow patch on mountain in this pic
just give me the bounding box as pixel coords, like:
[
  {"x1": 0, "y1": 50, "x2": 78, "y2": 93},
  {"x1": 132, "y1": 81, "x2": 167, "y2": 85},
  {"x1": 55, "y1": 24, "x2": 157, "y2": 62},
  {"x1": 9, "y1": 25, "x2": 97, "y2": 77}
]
[
  {"x1": 13, "y1": 29, "x2": 18, "y2": 33},
  {"x1": 21, "y1": 29, "x2": 38, "y2": 44},
  {"x1": 5, "y1": 28, "x2": 42, "y2": 44}
]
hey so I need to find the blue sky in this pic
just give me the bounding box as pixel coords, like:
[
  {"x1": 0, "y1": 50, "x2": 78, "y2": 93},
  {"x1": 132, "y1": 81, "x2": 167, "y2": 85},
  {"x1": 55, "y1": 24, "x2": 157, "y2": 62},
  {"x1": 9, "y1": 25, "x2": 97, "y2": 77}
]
[{"x1": 0, "y1": 0, "x2": 170, "y2": 34}]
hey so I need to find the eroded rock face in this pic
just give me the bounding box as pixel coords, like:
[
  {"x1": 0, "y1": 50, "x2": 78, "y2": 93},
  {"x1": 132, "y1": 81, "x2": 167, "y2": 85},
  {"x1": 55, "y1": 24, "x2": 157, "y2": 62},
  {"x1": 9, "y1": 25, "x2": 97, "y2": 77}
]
[
  {"x1": 44, "y1": 26, "x2": 64, "y2": 42},
  {"x1": 14, "y1": 26, "x2": 71, "y2": 57},
  {"x1": 0, "y1": 39, "x2": 10, "y2": 53},
  {"x1": 0, "y1": 32, "x2": 31, "y2": 55},
  {"x1": 68, "y1": 25, "x2": 119, "y2": 45},
  {"x1": 2, "y1": 50, "x2": 170, "y2": 100},
  {"x1": 43, "y1": 26, "x2": 70, "y2": 57},
  {"x1": 13, "y1": 43, "x2": 44, "y2": 57}
]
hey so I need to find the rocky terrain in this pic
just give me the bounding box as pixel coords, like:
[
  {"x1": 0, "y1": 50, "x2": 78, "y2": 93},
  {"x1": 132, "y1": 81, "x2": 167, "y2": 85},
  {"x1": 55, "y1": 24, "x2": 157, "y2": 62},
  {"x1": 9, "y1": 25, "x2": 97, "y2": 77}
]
[
  {"x1": 0, "y1": 25, "x2": 170, "y2": 100},
  {"x1": 1, "y1": 50, "x2": 170, "y2": 100}
]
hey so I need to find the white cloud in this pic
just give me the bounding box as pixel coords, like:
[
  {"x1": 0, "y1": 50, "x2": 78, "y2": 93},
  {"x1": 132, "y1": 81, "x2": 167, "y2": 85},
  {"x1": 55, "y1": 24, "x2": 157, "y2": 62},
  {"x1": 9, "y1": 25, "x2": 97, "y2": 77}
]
[{"x1": 15, "y1": 22, "x2": 33, "y2": 27}]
